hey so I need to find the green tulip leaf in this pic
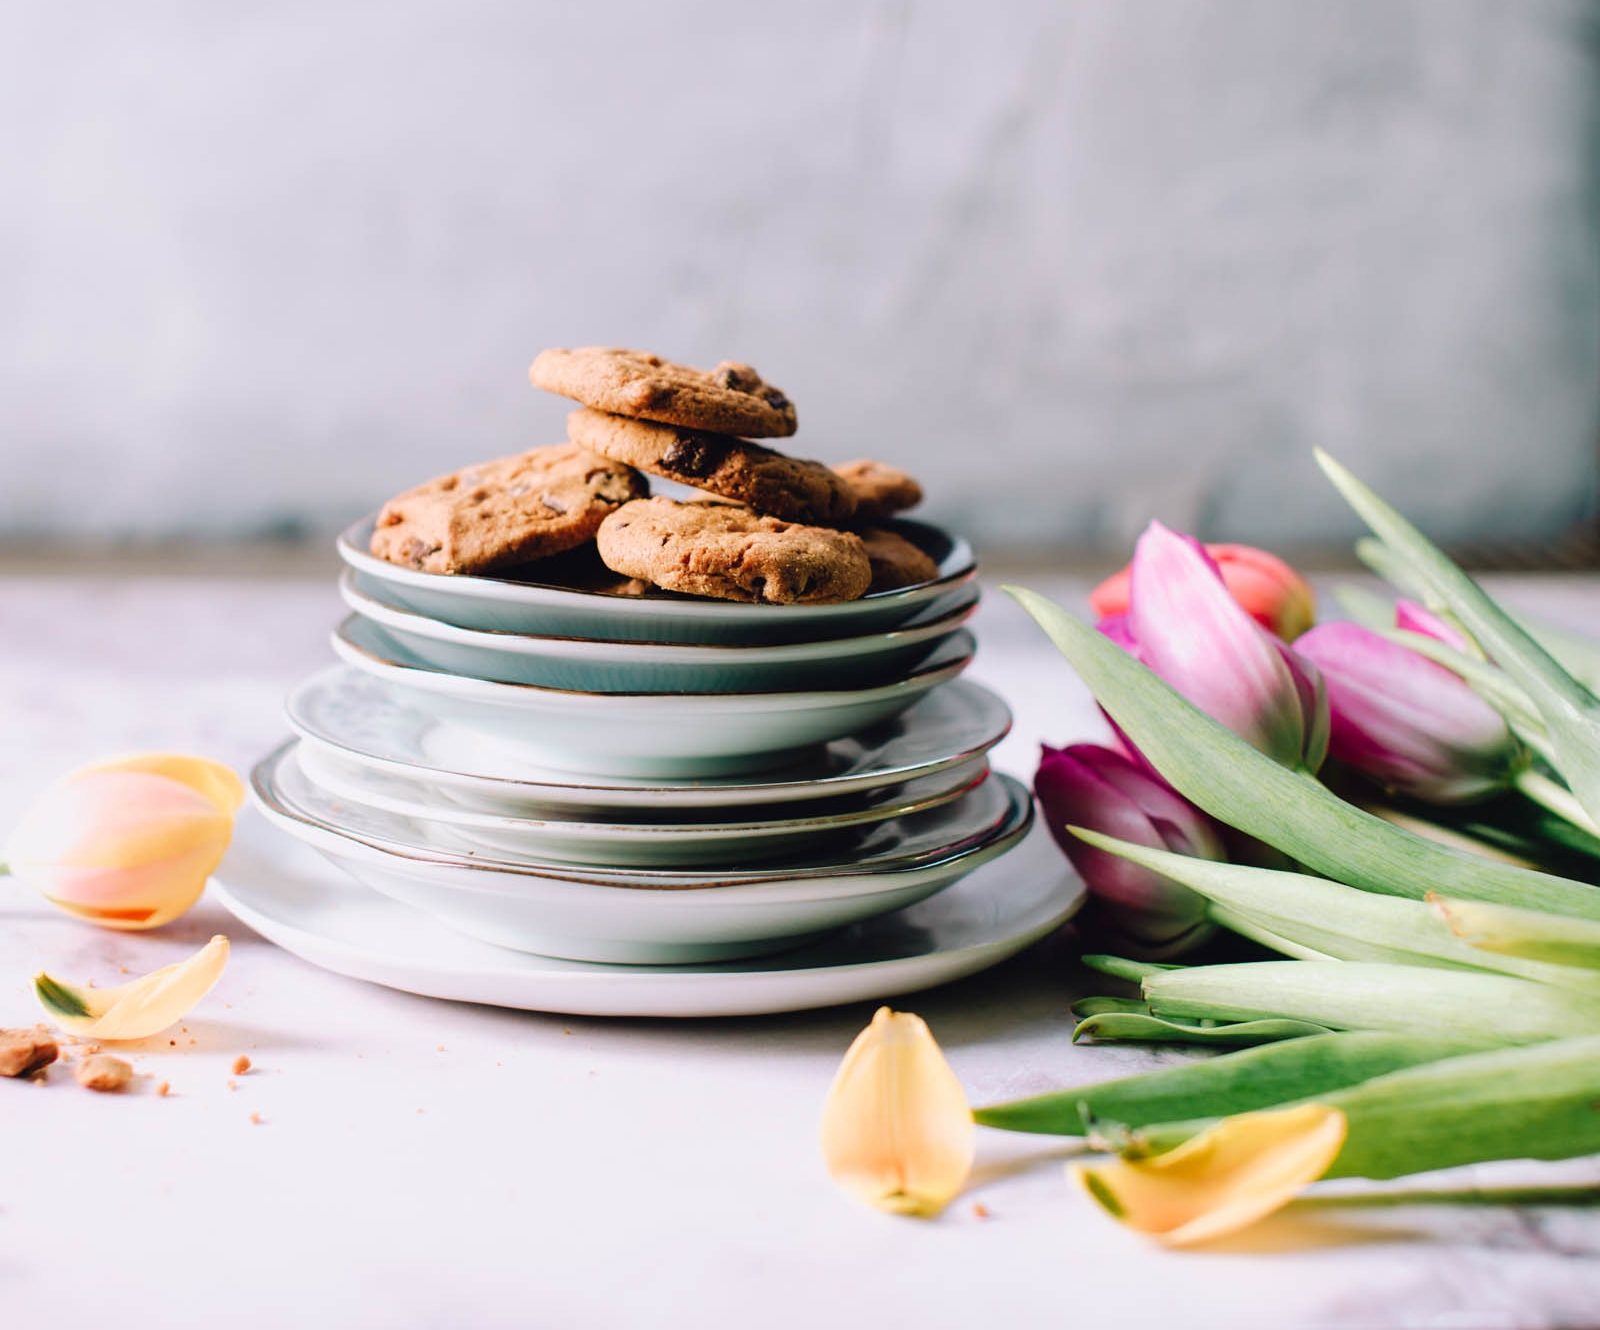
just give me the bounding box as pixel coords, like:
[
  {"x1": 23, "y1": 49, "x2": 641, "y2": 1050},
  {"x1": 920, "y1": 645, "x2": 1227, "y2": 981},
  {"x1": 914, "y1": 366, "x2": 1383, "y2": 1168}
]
[
  {"x1": 1072, "y1": 1011, "x2": 1335, "y2": 1047},
  {"x1": 975, "y1": 1030, "x2": 1478, "y2": 1137}
]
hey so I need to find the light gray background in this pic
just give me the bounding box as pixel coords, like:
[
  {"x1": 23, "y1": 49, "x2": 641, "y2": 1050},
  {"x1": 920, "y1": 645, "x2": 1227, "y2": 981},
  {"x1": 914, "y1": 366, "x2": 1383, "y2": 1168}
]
[{"x1": 3, "y1": 0, "x2": 1598, "y2": 554}]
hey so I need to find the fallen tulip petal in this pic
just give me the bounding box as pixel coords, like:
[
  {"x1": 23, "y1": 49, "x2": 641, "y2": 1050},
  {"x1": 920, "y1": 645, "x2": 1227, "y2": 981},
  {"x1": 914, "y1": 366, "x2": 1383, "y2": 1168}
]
[
  {"x1": 6, "y1": 754, "x2": 243, "y2": 929},
  {"x1": 1073, "y1": 1102, "x2": 1346, "y2": 1245},
  {"x1": 35, "y1": 935, "x2": 230, "y2": 1040},
  {"x1": 82, "y1": 754, "x2": 246, "y2": 817},
  {"x1": 821, "y1": 1007, "x2": 974, "y2": 1217}
]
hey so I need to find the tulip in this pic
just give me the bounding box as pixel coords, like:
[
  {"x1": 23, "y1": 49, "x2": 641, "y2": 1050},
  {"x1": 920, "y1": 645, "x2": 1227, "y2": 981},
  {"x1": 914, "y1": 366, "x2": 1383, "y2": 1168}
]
[
  {"x1": 36, "y1": 935, "x2": 231, "y2": 1040},
  {"x1": 1035, "y1": 743, "x2": 1225, "y2": 957},
  {"x1": 1394, "y1": 598, "x2": 1471, "y2": 653},
  {"x1": 4, "y1": 754, "x2": 245, "y2": 929},
  {"x1": 1074, "y1": 1102, "x2": 1347, "y2": 1246},
  {"x1": 1123, "y1": 523, "x2": 1328, "y2": 771},
  {"x1": 1295, "y1": 621, "x2": 1518, "y2": 803},
  {"x1": 1093, "y1": 541, "x2": 1315, "y2": 641},
  {"x1": 820, "y1": 1007, "x2": 974, "y2": 1217}
]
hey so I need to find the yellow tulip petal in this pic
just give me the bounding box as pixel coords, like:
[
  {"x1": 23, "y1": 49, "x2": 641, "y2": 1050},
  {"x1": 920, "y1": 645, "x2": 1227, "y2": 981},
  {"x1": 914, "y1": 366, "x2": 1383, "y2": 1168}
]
[
  {"x1": 35, "y1": 935, "x2": 230, "y2": 1040},
  {"x1": 81, "y1": 754, "x2": 246, "y2": 817},
  {"x1": 1074, "y1": 1102, "x2": 1347, "y2": 1246},
  {"x1": 820, "y1": 1007, "x2": 975, "y2": 1217}
]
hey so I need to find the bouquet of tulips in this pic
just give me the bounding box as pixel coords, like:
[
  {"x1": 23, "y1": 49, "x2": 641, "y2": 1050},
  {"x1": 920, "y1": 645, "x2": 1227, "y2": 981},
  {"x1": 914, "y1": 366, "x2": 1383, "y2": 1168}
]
[{"x1": 822, "y1": 452, "x2": 1600, "y2": 1243}]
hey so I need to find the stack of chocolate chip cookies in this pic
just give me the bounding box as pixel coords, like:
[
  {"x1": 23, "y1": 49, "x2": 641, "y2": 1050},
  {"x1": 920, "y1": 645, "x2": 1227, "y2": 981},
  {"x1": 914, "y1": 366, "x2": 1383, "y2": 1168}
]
[{"x1": 371, "y1": 347, "x2": 936, "y2": 605}]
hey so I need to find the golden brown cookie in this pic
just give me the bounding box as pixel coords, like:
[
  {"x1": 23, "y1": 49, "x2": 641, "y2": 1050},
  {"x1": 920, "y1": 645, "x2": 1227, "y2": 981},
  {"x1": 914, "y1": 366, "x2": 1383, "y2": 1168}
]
[
  {"x1": 568, "y1": 408, "x2": 857, "y2": 526},
  {"x1": 531, "y1": 347, "x2": 798, "y2": 438},
  {"x1": 596, "y1": 498, "x2": 871, "y2": 605},
  {"x1": 370, "y1": 443, "x2": 647, "y2": 575},
  {"x1": 834, "y1": 459, "x2": 924, "y2": 524},
  {"x1": 859, "y1": 527, "x2": 940, "y2": 592}
]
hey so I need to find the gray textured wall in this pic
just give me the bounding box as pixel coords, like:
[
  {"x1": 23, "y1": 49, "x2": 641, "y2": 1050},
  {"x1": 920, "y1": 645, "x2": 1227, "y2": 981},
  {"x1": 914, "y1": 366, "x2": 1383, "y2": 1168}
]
[{"x1": 3, "y1": 0, "x2": 1598, "y2": 553}]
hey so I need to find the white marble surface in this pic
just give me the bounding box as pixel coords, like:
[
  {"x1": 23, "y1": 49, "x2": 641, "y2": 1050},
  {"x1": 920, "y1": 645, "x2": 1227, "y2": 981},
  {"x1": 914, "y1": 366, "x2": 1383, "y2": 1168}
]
[{"x1": 2, "y1": 569, "x2": 1599, "y2": 1329}]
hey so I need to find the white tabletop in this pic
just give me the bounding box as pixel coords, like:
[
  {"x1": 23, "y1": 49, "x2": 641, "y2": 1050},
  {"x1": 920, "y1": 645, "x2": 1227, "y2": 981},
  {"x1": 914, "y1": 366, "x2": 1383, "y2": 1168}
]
[{"x1": 2, "y1": 568, "x2": 1598, "y2": 1329}]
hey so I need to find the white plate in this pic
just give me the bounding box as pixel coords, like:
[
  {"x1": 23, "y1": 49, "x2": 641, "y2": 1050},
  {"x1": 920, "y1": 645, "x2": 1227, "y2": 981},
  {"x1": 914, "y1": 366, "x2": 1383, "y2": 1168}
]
[
  {"x1": 341, "y1": 569, "x2": 979, "y2": 693},
  {"x1": 331, "y1": 617, "x2": 977, "y2": 778},
  {"x1": 286, "y1": 667, "x2": 1011, "y2": 815},
  {"x1": 337, "y1": 514, "x2": 977, "y2": 643},
  {"x1": 212, "y1": 814, "x2": 1081, "y2": 1017},
  {"x1": 294, "y1": 741, "x2": 987, "y2": 868},
  {"x1": 251, "y1": 754, "x2": 1035, "y2": 963}
]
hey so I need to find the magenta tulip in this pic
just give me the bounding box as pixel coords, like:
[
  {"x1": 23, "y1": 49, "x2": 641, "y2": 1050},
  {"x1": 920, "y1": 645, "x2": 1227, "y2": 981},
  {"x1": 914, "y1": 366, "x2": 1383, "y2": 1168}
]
[
  {"x1": 1295, "y1": 619, "x2": 1518, "y2": 803},
  {"x1": 1119, "y1": 523, "x2": 1328, "y2": 771},
  {"x1": 1035, "y1": 743, "x2": 1226, "y2": 957},
  {"x1": 1395, "y1": 598, "x2": 1472, "y2": 653}
]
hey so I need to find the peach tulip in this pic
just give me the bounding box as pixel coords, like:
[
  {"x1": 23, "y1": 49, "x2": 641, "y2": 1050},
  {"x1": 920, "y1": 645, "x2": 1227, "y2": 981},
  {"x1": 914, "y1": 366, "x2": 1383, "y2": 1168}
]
[
  {"x1": 1092, "y1": 541, "x2": 1316, "y2": 641},
  {"x1": 4, "y1": 754, "x2": 244, "y2": 929}
]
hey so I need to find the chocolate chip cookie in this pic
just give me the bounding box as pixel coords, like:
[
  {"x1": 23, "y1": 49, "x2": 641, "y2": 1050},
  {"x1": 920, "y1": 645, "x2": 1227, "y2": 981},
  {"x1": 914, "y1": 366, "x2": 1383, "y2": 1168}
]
[
  {"x1": 370, "y1": 443, "x2": 647, "y2": 575},
  {"x1": 597, "y1": 498, "x2": 872, "y2": 605},
  {"x1": 568, "y1": 408, "x2": 857, "y2": 526},
  {"x1": 531, "y1": 347, "x2": 798, "y2": 438},
  {"x1": 858, "y1": 527, "x2": 940, "y2": 591},
  {"x1": 834, "y1": 459, "x2": 923, "y2": 524}
]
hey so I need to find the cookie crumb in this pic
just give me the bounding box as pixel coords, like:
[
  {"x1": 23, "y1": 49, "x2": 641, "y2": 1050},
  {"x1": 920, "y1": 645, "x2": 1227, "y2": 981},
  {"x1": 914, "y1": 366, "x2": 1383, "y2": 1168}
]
[
  {"x1": 157, "y1": 1081, "x2": 171, "y2": 1097},
  {"x1": 227, "y1": 1080, "x2": 238, "y2": 1091},
  {"x1": 249, "y1": 1112, "x2": 264, "y2": 1125},
  {"x1": 435, "y1": 1044, "x2": 446, "y2": 1052},
  {"x1": 0, "y1": 1026, "x2": 59, "y2": 1078},
  {"x1": 232, "y1": 1055, "x2": 251, "y2": 1075},
  {"x1": 76, "y1": 1054, "x2": 133, "y2": 1093},
  {"x1": 972, "y1": 1203, "x2": 991, "y2": 1220}
]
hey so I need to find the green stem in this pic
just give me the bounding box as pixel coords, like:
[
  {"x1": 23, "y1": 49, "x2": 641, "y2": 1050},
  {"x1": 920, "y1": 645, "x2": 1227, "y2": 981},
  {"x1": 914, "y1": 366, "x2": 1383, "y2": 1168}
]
[{"x1": 1516, "y1": 769, "x2": 1600, "y2": 836}]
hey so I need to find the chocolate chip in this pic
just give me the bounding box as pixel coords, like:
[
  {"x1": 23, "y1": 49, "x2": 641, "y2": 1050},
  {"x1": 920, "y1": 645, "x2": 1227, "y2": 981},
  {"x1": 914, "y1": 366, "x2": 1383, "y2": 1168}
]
[
  {"x1": 762, "y1": 388, "x2": 790, "y2": 410},
  {"x1": 661, "y1": 432, "x2": 725, "y2": 478},
  {"x1": 712, "y1": 361, "x2": 759, "y2": 392}
]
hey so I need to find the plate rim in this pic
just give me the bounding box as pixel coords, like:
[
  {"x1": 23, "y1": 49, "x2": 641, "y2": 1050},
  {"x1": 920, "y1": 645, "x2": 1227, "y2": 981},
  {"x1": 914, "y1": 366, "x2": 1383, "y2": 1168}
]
[
  {"x1": 210, "y1": 816, "x2": 1082, "y2": 1017},
  {"x1": 283, "y1": 668, "x2": 1013, "y2": 805},
  {"x1": 293, "y1": 740, "x2": 987, "y2": 840},
  {"x1": 253, "y1": 744, "x2": 1035, "y2": 890},
  {"x1": 332, "y1": 616, "x2": 977, "y2": 706},
  {"x1": 339, "y1": 567, "x2": 981, "y2": 661}
]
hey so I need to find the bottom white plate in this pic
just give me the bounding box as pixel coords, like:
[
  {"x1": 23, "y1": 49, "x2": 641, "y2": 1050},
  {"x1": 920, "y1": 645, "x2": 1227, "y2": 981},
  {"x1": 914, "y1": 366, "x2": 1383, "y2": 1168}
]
[{"x1": 211, "y1": 815, "x2": 1083, "y2": 1018}]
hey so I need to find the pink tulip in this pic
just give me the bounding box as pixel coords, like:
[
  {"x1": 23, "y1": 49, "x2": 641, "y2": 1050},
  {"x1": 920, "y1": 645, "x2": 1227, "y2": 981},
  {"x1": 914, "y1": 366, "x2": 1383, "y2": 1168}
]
[
  {"x1": 1092, "y1": 541, "x2": 1315, "y2": 641},
  {"x1": 1035, "y1": 743, "x2": 1225, "y2": 957},
  {"x1": 1118, "y1": 523, "x2": 1328, "y2": 771},
  {"x1": 1294, "y1": 621, "x2": 1516, "y2": 803},
  {"x1": 5, "y1": 755, "x2": 244, "y2": 929},
  {"x1": 1395, "y1": 599, "x2": 1472, "y2": 653}
]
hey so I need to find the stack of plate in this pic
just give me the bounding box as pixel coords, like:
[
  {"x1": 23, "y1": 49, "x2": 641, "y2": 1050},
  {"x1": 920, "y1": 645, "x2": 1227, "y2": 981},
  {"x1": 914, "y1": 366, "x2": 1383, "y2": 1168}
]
[{"x1": 227, "y1": 512, "x2": 1081, "y2": 1012}]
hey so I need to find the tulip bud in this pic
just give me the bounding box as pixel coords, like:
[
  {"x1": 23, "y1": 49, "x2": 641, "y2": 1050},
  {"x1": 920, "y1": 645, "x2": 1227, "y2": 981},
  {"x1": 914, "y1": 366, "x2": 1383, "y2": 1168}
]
[
  {"x1": 821, "y1": 1007, "x2": 974, "y2": 1217},
  {"x1": 1125, "y1": 523, "x2": 1328, "y2": 771},
  {"x1": 1093, "y1": 541, "x2": 1315, "y2": 641},
  {"x1": 1035, "y1": 743, "x2": 1225, "y2": 957},
  {"x1": 1295, "y1": 622, "x2": 1518, "y2": 803},
  {"x1": 1395, "y1": 598, "x2": 1472, "y2": 653},
  {"x1": 5, "y1": 754, "x2": 244, "y2": 929}
]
